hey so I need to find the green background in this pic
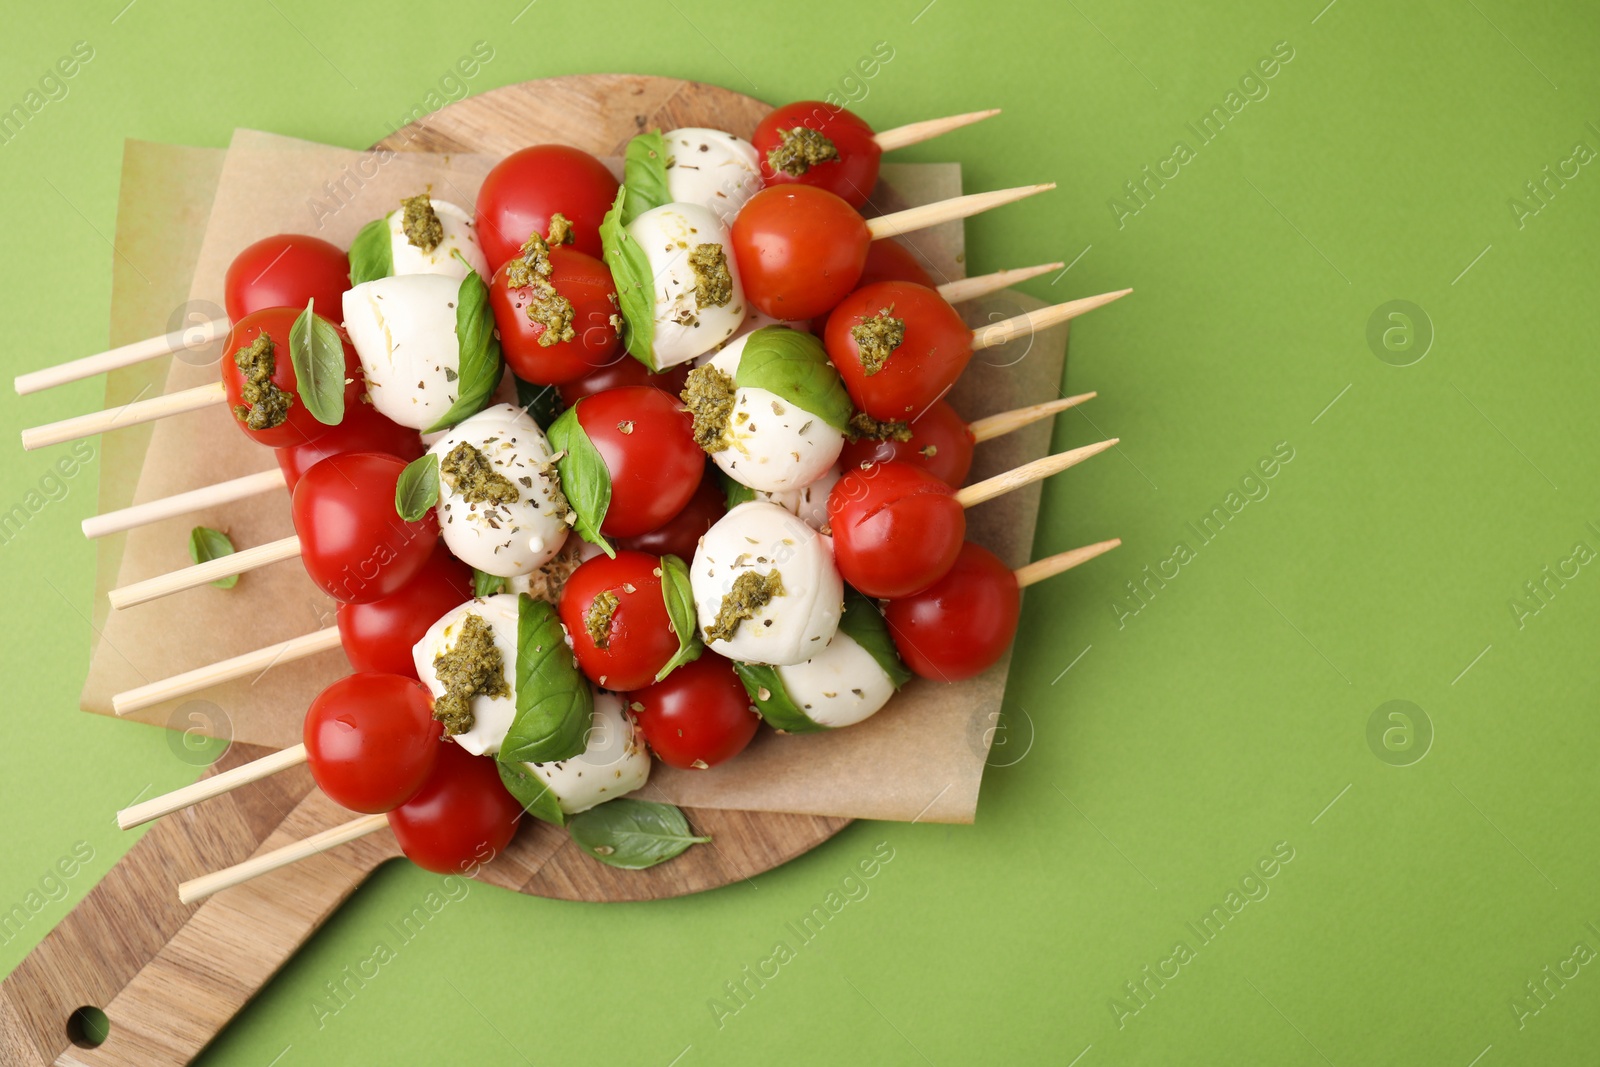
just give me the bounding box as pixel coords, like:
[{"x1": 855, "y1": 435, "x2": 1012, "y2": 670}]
[{"x1": 3, "y1": 0, "x2": 1597, "y2": 1063}]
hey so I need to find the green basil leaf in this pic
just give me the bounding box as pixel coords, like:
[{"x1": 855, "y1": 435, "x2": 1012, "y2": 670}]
[
  {"x1": 599, "y1": 187, "x2": 659, "y2": 371},
  {"x1": 655, "y1": 553, "x2": 704, "y2": 682},
  {"x1": 187, "y1": 526, "x2": 239, "y2": 590},
  {"x1": 566, "y1": 798, "x2": 710, "y2": 870},
  {"x1": 719, "y1": 469, "x2": 757, "y2": 509},
  {"x1": 735, "y1": 327, "x2": 853, "y2": 432},
  {"x1": 424, "y1": 266, "x2": 503, "y2": 433},
  {"x1": 622, "y1": 131, "x2": 672, "y2": 224},
  {"x1": 546, "y1": 404, "x2": 614, "y2": 557},
  {"x1": 734, "y1": 661, "x2": 827, "y2": 733},
  {"x1": 394, "y1": 453, "x2": 439, "y2": 522},
  {"x1": 501, "y1": 594, "x2": 592, "y2": 764},
  {"x1": 836, "y1": 587, "x2": 912, "y2": 689},
  {"x1": 514, "y1": 375, "x2": 564, "y2": 431},
  {"x1": 348, "y1": 214, "x2": 393, "y2": 285},
  {"x1": 473, "y1": 568, "x2": 510, "y2": 598},
  {"x1": 289, "y1": 300, "x2": 347, "y2": 426},
  {"x1": 496, "y1": 760, "x2": 566, "y2": 827}
]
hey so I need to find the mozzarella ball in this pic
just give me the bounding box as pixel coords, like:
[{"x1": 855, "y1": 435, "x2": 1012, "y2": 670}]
[
  {"x1": 413, "y1": 594, "x2": 519, "y2": 757},
  {"x1": 515, "y1": 691, "x2": 651, "y2": 815},
  {"x1": 626, "y1": 202, "x2": 745, "y2": 369},
  {"x1": 776, "y1": 630, "x2": 897, "y2": 729},
  {"x1": 343, "y1": 273, "x2": 465, "y2": 430},
  {"x1": 703, "y1": 335, "x2": 844, "y2": 493},
  {"x1": 755, "y1": 464, "x2": 840, "y2": 532},
  {"x1": 690, "y1": 501, "x2": 842, "y2": 665},
  {"x1": 388, "y1": 199, "x2": 489, "y2": 281},
  {"x1": 661, "y1": 128, "x2": 763, "y2": 225},
  {"x1": 429, "y1": 403, "x2": 568, "y2": 577}
]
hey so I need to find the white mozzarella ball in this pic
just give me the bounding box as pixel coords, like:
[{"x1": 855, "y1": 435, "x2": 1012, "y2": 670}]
[
  {"x1": 660, "y1": 128, "x2": 763, "y2": 225},
  {"x1": 516, "y1": 691, "x2": 651, "y2": 815},
  {"x1": 690, "y1": 501, "x2": 843, "y2": 666},
  {"x1": 413, "y1": 594, "x2": 520, "y2": 757},
  {"x1": 755, "y1": 464, "x2": 840, "y2": 532},
  {"x1": 429, "y1": 403, "x2": 568, "y2": 577},
  {"x1": 703, "y1": 336, "x2": 844, "y2": 493},
  {"x1": 343, "y1": 273, "x2": 465, "y2": 430},
  {"x1": 776, "y1": 631, "x2": 897, "y2": 729},
  {"x1": 626, "y1": 203, "x2": 745, "y2": 369},
  {"x1": 388, "y1": 199, "x2": 489, "y2": 281}
]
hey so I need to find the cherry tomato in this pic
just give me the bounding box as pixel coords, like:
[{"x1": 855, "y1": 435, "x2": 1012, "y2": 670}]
[
  {"x1": 731, "y1": 186, "x2": 870, "y2": 320},
  {"x1": 839, "y1": 399, "x2": 974, "y2": 488},
  {"x1": 828, "y1": 461, "x2": 965, "y2": 598},
  {"x1": 558, "y1": 358, "x2": 691, "y2": 407},
  {"x1": 303, "y1": 672, "x2": 442, "y2": 813},
  {"x1": 573, "y1": 386, "x2": 704, "y2": 537},
  {"x1": 629, "y1": 652, "x2": 760, "y2": 769},
  {"x1": 475, "y1": 145, "x2": 619, "y2": 268},
  {"x1": 292, "y1": 452, "x2": 438, "y2": 604},
  {"x1": 825, "y1": 281, "x2": 972, "y2": 421},
  {"x1": 337, "y1": 542, "x2": 474, "y2": 677},
  {"x1": 612, "y1": 473, "x2": 724, "y2": 560},
  {"x1": 859, "y1": 238, "x2": 935, "y2": 289},
  {"x1": 387, "y1": 741, "x2": 523, "y2": 874},
  {"x1": 752, "y1": 101, "x2": 882, "y2": 208},
  {"x1": 275, "y1": 400, "x2": 423, "y2": 491},
  {"x1": 220, "y1": 307, "x2": 364, "y2": 448},
  {"x1": 224, "y1": 234, "x2": 350, "y2": 323},
  {"x1": 558, "y1": 551, "x2": 681, "y2": 690},
  {"x1": 884, "y1": 541, "x2": 1020, "y2": 682},
  {"x1": 491, "y1": 246, "x2": 620, "y2": 385}
]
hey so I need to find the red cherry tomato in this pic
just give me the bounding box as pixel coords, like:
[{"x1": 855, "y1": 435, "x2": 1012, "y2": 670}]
[
  {"x1": 292, "y1": 452, "x2": 438, "y2": 604},
  {"x1": 303, "y1": 672, "x2": 442, "y2": 813},
  {"x1": 558, "y1": 551, "x2": 682, "y2": 690},
  {"x1": 337, "y1": 542, "x2": 474, "y2": 677},
  {"x1": 859, "y1": 238, "x2": 935, "y2": 289},
  {"x1": 825, "y1": 281, "x2": 972, "y2": 421},
  {"x1": 475, "y1": 145, "x2": 619, "y2": 268},
  {"x1": 839, "y1": 399, "x2": 974, "y2": 488},
  {"x1": 752, "y1": 101, "x2": 882, "y2": 209},
  {"x1": 573, "y1": 387, "x2": 704, "y2": 537},
  {"x1": 557, "y1": 358, "x2": 691, "y2": 407},
  {"x1": 828, "y1": 461, "x2": 965, "y2": 598},
  {"x1": 731, "y1": 186, "x2": 870, "y2": 320},
  {"x1": 491, "y1": 246, "x2": 620, "y2": 385},
  {"x1": 220, "y1": 307, "x2": 364, "y2": 448},
  {"x1": 387, "y1": 741, "x2": 523, "y2": 874},
  {"x1": 629, "y1": 653, "x2": 760, "y2": 770},
  {"x1": 224, "y1": 234, "x2": 350, "y2": 323},
  {"x1": 275, "y1": 401, "x2": 423, "y2": 491},
  {"x1": 883, "y1": 542, "x2": 1020, "y2": 682},
  {"x1": 612, "y1": 473, "x2": 724, "y2": 560}
]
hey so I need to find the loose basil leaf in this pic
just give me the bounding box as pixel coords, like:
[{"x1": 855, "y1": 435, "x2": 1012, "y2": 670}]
[
  {"x1": 496, "y1": 760, "x2": 566, "y2": 827},
  {"x1": 289, "y1": 300, "x2": 347, "y2": 426},
  {"x1": 567, "y1": 798, "x2": 711, "y2": 870},
  {"x1": 735, "y1": 327, "x2": 853, "y2": 432},
  {"x1": 500, "y1": 594, "x2": 591, "y2": 764},
  {"x1": 514, "y1": 374, "x2": 564, "y2": 431},
  {"x1": 394, "y1": 453, "x2": 439, "y2": 522},
  {"x1": 836, "y1": 587, "x2": 912, "y2": 689},
  {"x1": 474, "y1": 568, "x2": 510, "y2": 598},
  {"x1": 719, "y1": 469, "x2": 757, "y2": 509},
  {"x1": 599, "y1": 187, "x2": 659, "y2": 370},
  {"x1": 655, "y1": 553, "x2": 703, "y2": 681},
  {"x1": 734, "y1": 661, "x2": 826, "y2": 733},
  {"x1": 622, "y1": 131, "x2": 672, "y2": 224},
  {"x1": 546, "y1": 404, "x2": 614, "y2": 557},
  {"x1": 188, "y1": 526, "x2": 239, "y2": 590},
  {"x1": 424, "y1": 265, "x2": 503, "y2": 433},
  {"x1": 347, "y1": 214, "x2": 394, "y2": 286}
]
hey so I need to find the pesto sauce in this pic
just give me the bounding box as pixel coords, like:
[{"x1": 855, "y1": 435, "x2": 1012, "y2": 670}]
[
  {"x1": 585, "y1": 588, "x2": 621, "y2": 649},
  {"x1": 849, "y1": 308, "x2": 905, "y2": 376},
  {"x1": 704, "y1": 570, "x2": 786, "y2": 643},
  {"x1": 681, "y1": 364, "x2": 737, "y2": 453},
  {"x1": 545, "y1": 212, "x2": 575, "y2": 247},
  {"x1": 846, "y1": 411, "x2": 912, "y2": 443},
  {"x1": 502, "y1": 229, "x2": 576, "y2": 346},
  {"x1": 441, "y1": 442, "x2": 520, "y2": 506},
  {"x1": 767, "y1": 126, "x2": 838, "y2": 177},
  {"x1": 688, "y1": 243, "x2": 733, "y2": 309},
  {"x1": 431, "y1": 612, "x2": 509, "y2": 735},
  {"x1": 231, "y1": 331, "x2": 293, "y2": 431},
  {"x1": 401, "y1": 193, "x2": 444, "y2": 252}
]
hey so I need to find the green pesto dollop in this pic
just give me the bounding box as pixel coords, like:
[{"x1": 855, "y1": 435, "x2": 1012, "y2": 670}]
[
  {"x1": 688, "y1": 243, "x2": 733, "y2": 309},
  {"x1": 441, "y1": 442, "x2": 520, "y2": 506},
  {"x1": 431, "y1": 612, "x2": 508, "y2": 735},
  {"x1": 401, "y1": 193, "x2": 444, "y2": 252},
  {"x1": 545, "y1": 212, "x2": 574, "y2": 247},
  {"x1": 231, "y1": 331, "x2": 293, "y2": 431},
  {"x1": 767, "y1": 126, "x2": 838, "y2": 177},
  {"x1": 681, "y1": 364, "x2": 736, "y2": 453},
  {"x1": 849, "y1": 308, "x2": 905, "y2": 376},
  {"x1": 704, "y1": 570, "x2": 786, "y2": 644},
  {"x1": 503, "y1": 229, "x2": 576, "y2": 347},
  {"x1": 846, "y1": 411, "x2": 912, "y2": 443},
  {"x1": 585, "y1": 588, "x2": 621, "y2": 649}
]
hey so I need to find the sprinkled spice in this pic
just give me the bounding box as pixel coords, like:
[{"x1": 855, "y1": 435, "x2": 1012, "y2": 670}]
[
  {"x1": 849, "y1": 308, "x2": 905, "y2": 375},
  {"x1": 585, "y1": 588, "x2": 621, "y2": 649},
  {"x1": 441, "y1": 442, "x2": 520, "y2": 506},
  {"x1": 704, "y1": 570, "x2": 786, "y2": 643},
  {"x1": 767, "y1": 126, "x2": 838, "y2": 177},
  {"x1": 231, "y1": 332, "x2": 292, "y2": 431},
  {"x1": 846, "y1": 411, "x2": 911, "y2": 442},
  {"x1": 681, "y1": 364, "x2": 736, "y2": 453},
  {"x1": 431, "y1": 613, "x2": 508, "y2": 735},
  {"x1": 688, "y1": 243, "x2": 733, "y2": 309},
  {"x1": 401, "y1": 193, "x2": 443, "y2": 252},
  {"x1": 503, "y1": 228, "x2": 576, "y2": 346}
]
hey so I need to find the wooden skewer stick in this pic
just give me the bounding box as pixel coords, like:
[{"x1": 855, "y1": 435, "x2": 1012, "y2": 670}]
[
  {"x1": 1014, "y1": 538, "x2": 1123, "y2": 588},
  {"x1": 936, "y1": 262, "x2": 1065, "y2": 304},
  {"x1": 20, "y1": 381, "x2": 226, "y2": 451},
  {"x1": 107, "y1": 534, "x2": 301, "y2": 610},
  {"x1": 178, "y1": 812, "x2": 388, "y2": 904},
  {"x1": 13, "y1": 316, "x2": 230, "y2": 396},
  {"x1": 865, "y1": 184, "x2": 1055, "y2": 241},
  {"x1": 970, "y1": 289, "x2": 1133, "y2": 352},
  {"x1": 83, "y1": 467, "x2": 288, "y2": 540},
  {"x1": 954, "y1": 438, "x2": 1119, "y2": 509},
  {"x1": 968, "y1": 392, "x2": 1097, "y2": 443},
  {"x1": 113, "y1": 626, "x2": 342, "y2": 715},
  {"x1": 118, "y1": 743, "x2": 310, "y2": 831},
  {"x1": 872, "y1": 108, "x2": 1002, "y2": 152}
]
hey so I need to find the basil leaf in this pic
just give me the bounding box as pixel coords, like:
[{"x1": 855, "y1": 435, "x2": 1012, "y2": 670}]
[
  {"x1": 394, "y1": 453, "x2": 439, "y2": 522},
  {"x1": 599, "y1": 187, "x2": 659, "y2": 371},
  {"x1": 655, "y1": 553, "x2": 703, "y2": 681},
  {"x1": 719, "y1": 469, "x2": 757, "y2": 509},
  {"x1": 836, "y1": 587, "x2": 912, "y2": 689},
  {"x1": 496, "y1": 760, "x2": 566, "y2": 827},
  {"x1": 348, "y1": 214, "x2": 393, "y2": 285},
  {"x1": 622, "y1": 131, "x2": 672, "y2": 224},
  {"x1": 514, "y1": 374, "x2": 564, "y2": 431},
  {"x1": 424, "y1": 267, "x2": 503, "y2": 433},
  {"x1": 187, "y1": 526, "x2": 239, "y2": 590},
  {"x1": 546, "y1": 404, "x2": 614, "y2": 557},
  {"x1": 735, "y1": 327, "x2": 853, "y2": 432},
  {"x1": 289, "y1": 300, "x2": 347, "y2": 426},
  {"x1": 734, "y1": 661, "x2": 826, "y2": 733},
  {"x1": 500, "y1": 594, "x2": 591, "y2": 763},
  {"x1": 567, "y1": 798, "x2": 710, "y2": 870},
  {"x1": 474, "y1": 568, "x2": 510, "y2": 598}
]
